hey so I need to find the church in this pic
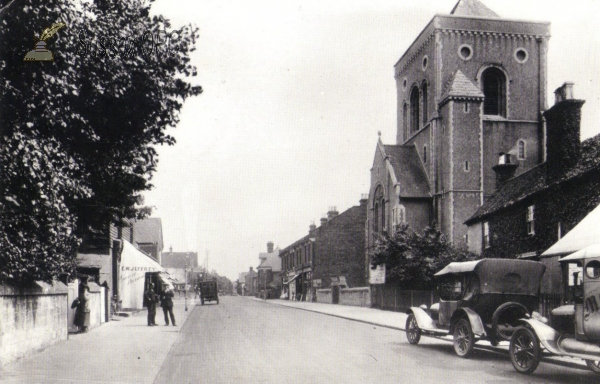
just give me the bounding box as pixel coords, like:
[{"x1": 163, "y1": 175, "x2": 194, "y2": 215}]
[{"x1": 367, "y1": 0, "x2": 552, "y2": 274}]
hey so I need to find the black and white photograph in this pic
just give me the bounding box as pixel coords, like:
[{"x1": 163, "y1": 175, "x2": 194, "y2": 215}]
[{"x1": 2, "y1": 0, "x2": 600, "y2": 383}]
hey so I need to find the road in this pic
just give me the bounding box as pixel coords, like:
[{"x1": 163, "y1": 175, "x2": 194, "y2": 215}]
[{"x1": 154, "y1": 297, "x2": 595, "y2": 384}]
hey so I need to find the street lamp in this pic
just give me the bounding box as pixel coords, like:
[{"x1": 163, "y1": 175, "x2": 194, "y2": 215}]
[{"x1": 184, "y1": 253, "x2": 189, "y2": 312}]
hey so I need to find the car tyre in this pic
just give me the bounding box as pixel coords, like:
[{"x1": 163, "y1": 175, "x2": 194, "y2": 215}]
[
  {"x1": 453, "y1": 318, "x2": 475, "y2": 358},
  {"x1": 406, "y1": 314, "x2": 421, "y2": 345},
  {"x1": 585, "y1": 360, "x2": 600, "y2": 374},
  {"x1": 509, "y1": 327, "x2": 541, "y2": 375}
]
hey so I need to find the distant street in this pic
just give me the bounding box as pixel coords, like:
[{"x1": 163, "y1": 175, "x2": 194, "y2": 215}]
[{"x1": 154, "y1": 297, "x2": 595, "y2": 384}]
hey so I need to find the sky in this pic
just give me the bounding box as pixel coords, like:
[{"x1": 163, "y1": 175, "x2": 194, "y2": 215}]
[{"x1": 144, "y1": 0, "x2": 600, "y2": 282}]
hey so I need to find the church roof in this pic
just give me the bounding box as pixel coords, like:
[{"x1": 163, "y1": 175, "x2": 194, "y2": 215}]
[
  {"x1": 384, "y1": 145, "x2": 431, "y2": 198},
  {"x1": 440, "y1": 70, "x2": 484, "y2": 106},
  {"x1": 450, "y1": 0, "x2": 499, "y2": 18},
  {"x1": 466, "y1": 133, "x2": 600, "y2": 224}
]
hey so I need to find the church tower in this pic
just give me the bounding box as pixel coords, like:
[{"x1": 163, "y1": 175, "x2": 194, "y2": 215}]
[{"x1": 392, "y1": 0, "x2": 550, "y2": 245}]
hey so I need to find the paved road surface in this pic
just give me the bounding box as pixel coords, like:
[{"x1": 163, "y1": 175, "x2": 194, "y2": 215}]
[{"x1": 154, "y1": 297, "x2": 595, "y2": 384}]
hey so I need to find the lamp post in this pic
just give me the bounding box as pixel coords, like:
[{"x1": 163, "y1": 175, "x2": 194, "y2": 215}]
[{"x1": 184, "y1": 253, "x2": 189, "y2": 312}]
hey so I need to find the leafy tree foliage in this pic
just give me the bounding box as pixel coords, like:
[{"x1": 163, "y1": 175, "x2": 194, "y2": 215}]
[
  {"x1": 1, "y1": 0, "x2": 202, "y2": 284},
  {"x1": 370, "y1": 224, "x2": 479, "y2": 290}
]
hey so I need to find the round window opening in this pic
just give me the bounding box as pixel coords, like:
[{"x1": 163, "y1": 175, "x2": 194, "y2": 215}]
[
  {"x1": 586, "y1": 260, "x2": 600, "y2": 279},
  {"x1": 514, "y1": 48, "x2": 528, "y2": 63},
  {"x1": 422, "y1": 56, "x2": 428, "y2": 71},
  {"x1": 458, "y1": 44, "x2": 473, "y2": 61}
]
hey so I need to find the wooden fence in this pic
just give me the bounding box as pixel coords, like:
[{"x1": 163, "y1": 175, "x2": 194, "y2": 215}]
[{"x1": 370, "y1": 285, "x2": 439, "y2": 312}]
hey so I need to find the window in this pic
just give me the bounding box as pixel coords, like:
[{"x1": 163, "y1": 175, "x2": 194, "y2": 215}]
[
  {"x1": 482, "y1": 67, "x2": 506, "y2": 116},
  {"x1": 464, "y1": 233, "x2": 468, "y2": 245},
  {"x1": 458, "y1": 44, "x2": 473, "y2": 61},
  {"x1": 422, "y1": 82, "x2": 428, "y2": 125},
  {"x1": 483, "y1": 221, "x2": 490, "y2": 249},
  {"x1": 410, "y1": 86, "x2": 420, "y2": 133},
  {"x1": 392, "y1": 205, "x2": 406, "y2": 230},
  {"x1": 464, "y1": 102, "x2": 469, "y2": 113},
  {"x1": 518, "y1": 140, "x2": 526, "y2": 160},
  {"x1": 403, "y1": 102, "x2": 408, "y2": 141},
  {"x1": 374, "y1": 202, "x2": 379, "y2": 233},
  {"x1": 381, "y1": 199, "x2": 386, "y2": 231},
  {"x1": 464, "y1": 161, "x2": 469, "y2": 172},
  {"x1": 423, "y1": 145, "x2": 427, "y2": 164},
  {"x1": 527, "y1": 205, "x2": 535, "y2": 235},
  {"x1": 557, "y1": 222, "x2": 563, "y2": 240}
]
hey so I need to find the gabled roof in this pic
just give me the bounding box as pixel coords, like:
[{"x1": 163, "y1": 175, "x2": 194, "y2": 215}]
[
  {"x1": 133, "y1": 218, "x2": 163, "y2": 251},
  {"x1": 258, "y1": 249, "x2": 282, "y2": 271},
  {"x1": 466, "y1": 133, "x2": 600, "y2": 224},
  {"x1": 450, "y1": 0, "x2": 499, "y2": 18},
  {"x1": 440, "y1": 70, "x2": 485, "y2": 106},
  {"x1": 161, "y1": 252, "x2": 199, "y2": 268},
  {"x1": 384, "y1": 145, "x2": 431, "y2": 198}
]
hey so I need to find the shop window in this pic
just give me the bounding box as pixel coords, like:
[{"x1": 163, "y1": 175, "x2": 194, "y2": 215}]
[
  {"x1": 527, "y1": 205, "x2": 535, "y2": 236},
  {"x1": 482, "y1": 67, "x2": 506, "y2": 116}
]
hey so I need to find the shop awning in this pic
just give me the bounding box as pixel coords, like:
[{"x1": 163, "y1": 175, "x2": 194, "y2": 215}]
[
  {"x1": 119, "y1": 241, "x2": 165, "y2": 310},
  {"x1": 543, "y1": 203, "x2": 600, "y2": 257},
  {"x1": 284, "y1": 274, "x2": 300, "y2": 284}
]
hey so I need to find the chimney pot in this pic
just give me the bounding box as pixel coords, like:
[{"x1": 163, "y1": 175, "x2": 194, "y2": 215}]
[
  {"x1": 554, "y1": 82, "x2": 575, "y2": 105},
  {"x1": 327, "y1": 206, "x2": 339, "y2": 220},
  {"x1": 320, "y1": 216, "x2": 328, "y2": 225},
  {"x1": 267, "y1": 241, "x2": 274, "y2": 253}
]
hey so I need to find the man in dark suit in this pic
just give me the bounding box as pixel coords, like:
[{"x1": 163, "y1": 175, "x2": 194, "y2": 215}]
[
  {"x1": 160, "y1": 284, "x2": 176, "y2": 326},
  {"x1": 145, "y1": 282, "x2": 158, "y2": 326}
]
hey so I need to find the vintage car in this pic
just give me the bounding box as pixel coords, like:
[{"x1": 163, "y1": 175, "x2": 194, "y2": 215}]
[
  {"x1": 406, "y1": 259, "x2": 546, "y2": 358},
  {"x1": 509, "y1": 246, "x2": 600, "y2": 374}
]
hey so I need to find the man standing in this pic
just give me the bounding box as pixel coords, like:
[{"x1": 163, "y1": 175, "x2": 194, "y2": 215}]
[
  {"x1": 144, "y1": 282, "x2": 158, "y2": 326},
  {"x1": 160, "y1": 284, "x2": 176, "y2": 326}
]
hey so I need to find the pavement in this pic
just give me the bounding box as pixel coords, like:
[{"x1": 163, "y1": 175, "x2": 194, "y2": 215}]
[
  {"x1": 0, "y1": 296, "x2": 198, "y2": 384},
  {"x1": 0, "y1": 294, "x2": 590, "y2": 384},
  {"x1": 257, "y1": 297, "x2": 590, "y2": 372}
]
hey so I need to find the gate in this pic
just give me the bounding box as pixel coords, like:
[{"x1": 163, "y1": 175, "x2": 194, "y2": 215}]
[{"x1": 332, "y1": 285, "x2": 340, "y2": 304}]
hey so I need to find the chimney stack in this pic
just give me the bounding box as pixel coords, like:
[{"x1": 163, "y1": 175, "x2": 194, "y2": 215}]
[
  {"x1": 492, "y1": 153, "x2": 518, "y2": 189},
  {"x1": 360, "y1": 194, "x2": 368, "y2": 207},
  {"x1": 309, "y1": 221, "x2": 316, "y2": 237},
  {"x1": 327, "y1": 206, "x2": 339, "y2": 220},
  {"x1": 320, "y1": 216, "x2": 328, "y2": 226},
  {"x1": 267, "y1": 241, "x2": 274, "y2": 253},
  {"x1": 544, "y1": 82, "x2": 585, "y2": 181}
]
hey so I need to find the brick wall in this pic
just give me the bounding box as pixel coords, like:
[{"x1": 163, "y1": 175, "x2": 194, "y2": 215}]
[
  {"x1": 339, "y1": 287, "x2": 371, "y2": 307},
  {"x1": 0, "y1": 281, "x2": 68, "y2": 366},
  {"x1": 316, "y1": 289, "x2": 332, "y2": 303},
  {"x1": 313, "y1": 204, "x2": 367, "y2": 288}
]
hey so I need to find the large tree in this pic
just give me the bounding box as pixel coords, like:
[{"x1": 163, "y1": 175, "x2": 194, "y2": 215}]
[
  {"x1": 370, "y1": 224, "x2": 479, "y2": 290},
  {"x1": 0, "y1": 0, "x2": 202, "y2": 284}
]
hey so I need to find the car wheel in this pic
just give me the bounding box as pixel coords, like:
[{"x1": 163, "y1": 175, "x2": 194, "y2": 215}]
[
  {"x1": 585, "y1": 360, "x2": 600, "y2": 374},
  {"x1": 453, "y1": 318, "x2": 475, "y2": 358},
  {"x1": 509, "y1": 327, "x2": 541, "y2": 375},
  {"x1": 405, "y1": 314, "x2": 421, "y2": 345}
]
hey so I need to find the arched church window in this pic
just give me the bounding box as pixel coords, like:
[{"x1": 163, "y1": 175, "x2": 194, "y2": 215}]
[
  {"x1": 422, "y1": 82, "x2": 428, "y2": 125},
  {"x1": 403, "y1": 102, "x2": 409, "y2": 142},
  {"x1": 482, "y1": 68, "x2": 506, "y2": 116},
  {"x1": 373, "y1": 186, "x2": 385, "y2": 233},
  {"x1": 410, "y1": 86, "x2": 420, "y2": 133}
]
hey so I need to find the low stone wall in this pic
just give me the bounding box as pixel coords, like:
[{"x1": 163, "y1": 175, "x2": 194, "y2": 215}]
[
  {"x1": 316, "y1": 288, "x2": 332, "y2": 303},
  {"x1": 0, "y1": 281, "x2": 68, "y2": 366},
  {"x1": 339, "y1": 287, "x2": 371, "y2": 307}
]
